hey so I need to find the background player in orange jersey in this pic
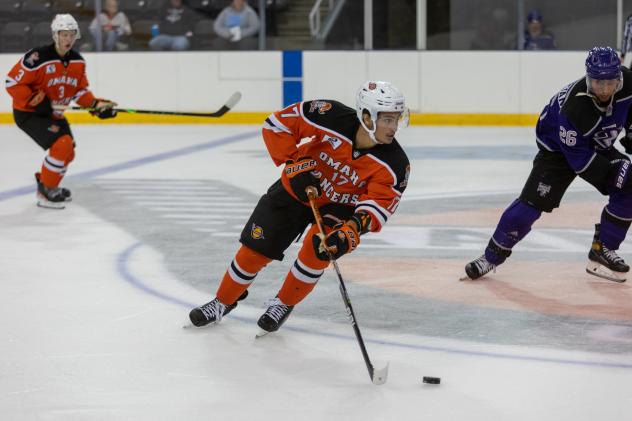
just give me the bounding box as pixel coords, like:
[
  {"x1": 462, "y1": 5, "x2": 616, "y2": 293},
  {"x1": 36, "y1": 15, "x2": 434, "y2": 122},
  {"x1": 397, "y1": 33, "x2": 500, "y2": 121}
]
[
  {"x1": 5, "y1": 14, "x2": 117, "y2": 209},
  {"x1": 189, "y1": 81, "x2": 411, "y2": 335}
]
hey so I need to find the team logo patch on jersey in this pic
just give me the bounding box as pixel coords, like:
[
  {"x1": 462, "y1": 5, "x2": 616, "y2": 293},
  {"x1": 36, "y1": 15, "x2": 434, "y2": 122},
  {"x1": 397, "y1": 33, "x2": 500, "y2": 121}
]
[
  {"x1": 537, "y1": 182, "x2": 551, "y2": 197},
  {"x1": 399, "y1": 165, "x2": 410, "y2": 189},
  {"x1": 323, "y1": 135, "x2": 342, "y2": 150},
  {"x1": 251, "y1": 223, "x2": 265, "y2": 240},
  {"x1": 47, "y1": 124, "x2": 60, "y2": 133},
  {"x1": 46, "y1": 64, "x2": 56, "y2": 74},
  {"x1": 25, "y1": 52, "x2": 39, "y2": 66},
  {"x1": 309, "y1": 100, "x2": 332, "y2": 114}
]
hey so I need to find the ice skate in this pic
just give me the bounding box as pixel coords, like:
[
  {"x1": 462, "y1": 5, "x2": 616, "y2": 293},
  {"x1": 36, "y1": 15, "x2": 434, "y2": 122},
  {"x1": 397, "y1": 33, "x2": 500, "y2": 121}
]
[
  {"x1": 586, "y1": 235, "x2": 628, "y2": 283},
  {"x1": 188, "y1": 290, "x2": 248, "y2": 327},
  {"x1": 460, "y1": 254, "x2": 496, "y2": 281},
  {"x1": 255, "y1": 297, "x2": 294, "y2": 337},
  {"x1": 35, "y1": 172, "x2": 72, "y2": 209}
]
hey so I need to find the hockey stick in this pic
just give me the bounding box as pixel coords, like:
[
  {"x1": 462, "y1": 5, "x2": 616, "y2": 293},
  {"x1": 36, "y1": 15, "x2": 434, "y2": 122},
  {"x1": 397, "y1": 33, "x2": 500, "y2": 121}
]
[
  {"x1": 305, "y1": 186, "x2": 389, "y2": 385},
  {"x1": 53, "y1": 91, "x2": 241, "y2": 118}
]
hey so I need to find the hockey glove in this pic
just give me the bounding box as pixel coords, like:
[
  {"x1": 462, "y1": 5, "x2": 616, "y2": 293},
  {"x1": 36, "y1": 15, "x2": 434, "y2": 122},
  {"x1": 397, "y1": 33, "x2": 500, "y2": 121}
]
[
  {"x1": 285, "y1": 156, "x2": 321, "y2": 201},
  {"x1": 621, "y1": 133, "x2": 632, "y2": 154},
  {"x1": 90, "y1": 98, "x2": 118, "y2": 119},
  {"x1": 313, "y1": 221, "x2": 360, "y2": 261}
]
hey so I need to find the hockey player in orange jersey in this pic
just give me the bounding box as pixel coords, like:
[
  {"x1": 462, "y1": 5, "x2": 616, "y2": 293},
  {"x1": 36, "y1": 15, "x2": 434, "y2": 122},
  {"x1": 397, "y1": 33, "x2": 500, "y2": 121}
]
[
  {"x1": 189, "y1": 81, "x2": 411, "y2": 335},
  {"x1": 5, "y1": 14, "x2": 117, "y2": 209}
]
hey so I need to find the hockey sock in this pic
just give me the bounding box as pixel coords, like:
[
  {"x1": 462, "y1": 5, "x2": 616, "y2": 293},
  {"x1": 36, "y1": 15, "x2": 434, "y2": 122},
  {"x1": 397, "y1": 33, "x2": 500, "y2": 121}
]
[
  {"x1": 600, "y1": 207, "x2": 632, "y2": 250},
  {"x1": 486, "y1": 199, "x2": 542, "y2": 265},
  {"x1": 216, "y1": 245, "x2": 271, "y2": 305},
  {"x1": 278, "y1": 224, "x2": 328, "y2": 306},
  {"x1": 40, "y1": 135, "x2": 74, "y2": 188}
]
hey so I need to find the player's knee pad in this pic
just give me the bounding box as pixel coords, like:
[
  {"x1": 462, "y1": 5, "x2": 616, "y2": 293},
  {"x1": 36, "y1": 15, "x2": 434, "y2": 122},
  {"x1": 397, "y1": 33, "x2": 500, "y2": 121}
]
[{"x1": 49, "y1": 135, "x2": 75, "y2": 162}]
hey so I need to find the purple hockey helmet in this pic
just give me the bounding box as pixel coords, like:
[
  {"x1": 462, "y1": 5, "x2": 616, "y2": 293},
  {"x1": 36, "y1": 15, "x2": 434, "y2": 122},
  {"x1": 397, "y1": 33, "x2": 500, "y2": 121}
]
[{"x1": 585, "y1": 47, "x2": 621, "y2": 80}]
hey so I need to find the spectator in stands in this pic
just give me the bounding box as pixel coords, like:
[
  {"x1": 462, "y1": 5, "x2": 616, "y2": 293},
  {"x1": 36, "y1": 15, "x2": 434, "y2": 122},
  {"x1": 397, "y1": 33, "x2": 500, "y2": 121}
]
[
  {"x1": 523, "y1": 10, "x2": 556, "y2": 50},
  {"x1": 213, "y1": 0, "x2": 260, "y2": 49},
  {"x1": 149, "y1": 0, "x2": 196, "y2": 51},
  {"x1": 471, "y1": 8, "x2": 512, "y2": 50},
  {"x1": 89, "y1": 0, "x2": 132, "y2": 51}
]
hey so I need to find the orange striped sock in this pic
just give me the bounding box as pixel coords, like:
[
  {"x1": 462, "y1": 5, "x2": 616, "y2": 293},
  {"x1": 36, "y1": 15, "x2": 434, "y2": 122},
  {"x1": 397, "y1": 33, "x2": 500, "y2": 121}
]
[{"x1": 216, "y1": 245, "x2": 271, "y2": 305}]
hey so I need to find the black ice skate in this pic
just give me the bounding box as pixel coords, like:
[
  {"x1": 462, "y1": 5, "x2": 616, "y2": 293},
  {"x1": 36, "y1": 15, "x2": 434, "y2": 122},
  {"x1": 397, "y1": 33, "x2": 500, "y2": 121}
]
[
  {"x1": 461, "y1": 255, "x2": 496, "y2": 280},
  {"x1": 586, "y1": 225, "x2": 628, "y2": 282},
  {"x1": 35, "y1": 172, "x2": 71, "y2": 209},
  {"x1": 256, "y1": 297, "x2": 294, "y2": 337},
  {"x1": 188, "y1": 290, "x2": 249, "y2": 327}
]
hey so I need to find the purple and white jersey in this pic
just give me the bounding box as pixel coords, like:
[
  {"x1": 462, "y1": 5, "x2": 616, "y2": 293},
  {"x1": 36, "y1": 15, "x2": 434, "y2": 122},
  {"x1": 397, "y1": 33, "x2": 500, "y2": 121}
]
[{"x1": 535, "y1": 66, "x2": 632, "y2": 173}]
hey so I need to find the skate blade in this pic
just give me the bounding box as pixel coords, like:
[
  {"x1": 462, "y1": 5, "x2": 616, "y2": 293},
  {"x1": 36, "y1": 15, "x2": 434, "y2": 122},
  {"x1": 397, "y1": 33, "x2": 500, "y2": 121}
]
[
  {"x1": 459, "y1": 274, "x2": 472, "y2": 281},
  {"x1": 182, "y1": 320, "x2": 218, "y2": 329},
  {"x1": 586, "y1": 262, "x2": 627, "y2": 283},
  {"x1": 255, "y1": 328, "x2": 271, "y2": 338},
  {"x1": 372, "y1": 362, "x2": 389, "y2": 385},
  {"x1": 37, "y1": 200, "x2": 65, "y2": 209}
]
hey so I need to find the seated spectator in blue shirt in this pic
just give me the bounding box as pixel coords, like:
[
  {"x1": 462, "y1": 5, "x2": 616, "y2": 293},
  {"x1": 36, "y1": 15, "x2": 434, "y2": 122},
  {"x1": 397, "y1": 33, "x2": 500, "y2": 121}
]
[
  {"x1": 523, "y1": 10, "x2": 556, "y2": 50},
  {"x1": 213, "y1": 0, "x2": 260, "y2": 49},
  {"x1": 149, "y1": 0, "x2": 195, "y2": 51}
]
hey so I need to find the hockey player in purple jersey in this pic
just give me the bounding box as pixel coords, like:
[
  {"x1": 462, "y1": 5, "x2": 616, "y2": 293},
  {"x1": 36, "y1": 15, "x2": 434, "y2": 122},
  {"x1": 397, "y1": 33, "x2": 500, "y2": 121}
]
[{"x1": 463, "y1": 47, "x2": 632, "y2": 283}]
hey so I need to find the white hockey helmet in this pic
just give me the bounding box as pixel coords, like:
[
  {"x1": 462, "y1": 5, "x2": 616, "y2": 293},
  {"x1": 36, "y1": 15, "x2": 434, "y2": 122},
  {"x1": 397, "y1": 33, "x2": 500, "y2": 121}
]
[
  {"x1": 356, "y1": 81, "x2": 409, "y2": 143},
  {"x1": 51, "y1": 14, "x2": 81, "y2": 43}
]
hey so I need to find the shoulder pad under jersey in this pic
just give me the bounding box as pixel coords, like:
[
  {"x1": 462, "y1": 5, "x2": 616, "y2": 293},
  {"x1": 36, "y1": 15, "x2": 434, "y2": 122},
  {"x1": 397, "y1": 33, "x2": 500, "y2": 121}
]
[
  {"x1": 21, "y1": 44, "x2": 58, "y2": 69},
  {"x1": 366, "y1": 140, "x2": 411, "y2": 194},
  {"x1": 561, "y1": 79, "x2": 601, "y2": 136},
  {"x1": 301, "y1": 100, "x2": 359, "y2": 140}
]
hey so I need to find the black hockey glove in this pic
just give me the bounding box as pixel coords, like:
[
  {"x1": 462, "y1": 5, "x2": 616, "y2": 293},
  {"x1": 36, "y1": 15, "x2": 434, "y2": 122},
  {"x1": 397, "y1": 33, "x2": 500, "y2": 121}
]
[
  {"x1": 90, "y1": 98, "x2": 118, "y2": 119},
  {"x1": 621, "y1": 133, "x2": 632, "y2": 154},
  {"x1": 285, "y1": 156, "x2": 321, "y2": 201},
  {"x1": 312, "y1": 221, "x2": 360, "y2": 261}
]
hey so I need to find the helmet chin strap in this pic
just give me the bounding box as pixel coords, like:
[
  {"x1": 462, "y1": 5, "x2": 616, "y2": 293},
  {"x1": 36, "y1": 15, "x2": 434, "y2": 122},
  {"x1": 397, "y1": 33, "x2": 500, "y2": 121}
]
[{"x1": 359, "y1": 117, "x2": 380, "y2": 145}]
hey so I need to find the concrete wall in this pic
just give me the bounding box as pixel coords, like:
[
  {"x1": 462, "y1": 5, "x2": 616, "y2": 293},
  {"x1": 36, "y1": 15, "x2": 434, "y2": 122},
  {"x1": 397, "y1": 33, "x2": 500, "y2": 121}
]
[{"x1": 0, "y1": 50, "x2": 587, "y2": 115}]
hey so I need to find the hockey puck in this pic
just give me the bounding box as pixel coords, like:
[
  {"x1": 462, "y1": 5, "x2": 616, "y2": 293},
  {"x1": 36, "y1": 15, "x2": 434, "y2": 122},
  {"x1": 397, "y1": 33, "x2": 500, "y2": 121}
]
[{"x1": 422, "y1": 376, "x2": 441, "y2": 384}]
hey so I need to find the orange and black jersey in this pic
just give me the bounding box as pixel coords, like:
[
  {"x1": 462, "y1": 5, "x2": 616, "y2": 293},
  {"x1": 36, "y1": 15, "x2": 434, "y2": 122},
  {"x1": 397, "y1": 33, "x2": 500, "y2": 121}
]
[
  {"x1": 262, "y1": 99, "x2": 410, "y2": 233},
  {"x1": 5, "y1": 44, "x2": 95, "y2": 119}
]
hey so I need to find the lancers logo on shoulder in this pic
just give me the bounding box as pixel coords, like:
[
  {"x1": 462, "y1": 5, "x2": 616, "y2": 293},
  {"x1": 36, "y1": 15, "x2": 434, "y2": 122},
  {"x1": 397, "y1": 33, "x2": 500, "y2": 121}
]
[
  {"x1": 309, "y1": 100, "x2": 332, "y2": 114},
  {"x1": 45, "y1": 64, "x2": 56, "y2": 74},
  {"x1": 25, "y1": 52, "x2": 40, "y2": 66},
  {"x1": 323, "y1": 134, "x2": 342, "y2": 150},
  {"x1": 47, "y1": 124, "x2": 60, "y2": 133},
  {"x1": 250, "y1": 223, "x2": 265, "y2": 240}
]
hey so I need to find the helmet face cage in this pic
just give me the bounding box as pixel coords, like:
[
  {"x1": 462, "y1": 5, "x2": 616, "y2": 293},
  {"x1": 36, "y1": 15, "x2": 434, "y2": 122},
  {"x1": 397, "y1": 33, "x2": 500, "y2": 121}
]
[
  {"x1": 355, "y1": 81, "x2": 409, "y2": 143},
  {"x1": 51, "y1": 14, "x2": 81, "y2": 44}
]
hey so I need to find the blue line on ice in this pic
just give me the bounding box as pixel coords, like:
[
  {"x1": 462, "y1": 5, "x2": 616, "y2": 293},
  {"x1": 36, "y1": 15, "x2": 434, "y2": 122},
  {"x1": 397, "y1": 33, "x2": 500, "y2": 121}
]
[{"x1": 0, "y1": 130, "x2": 259, "y2": 202}]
